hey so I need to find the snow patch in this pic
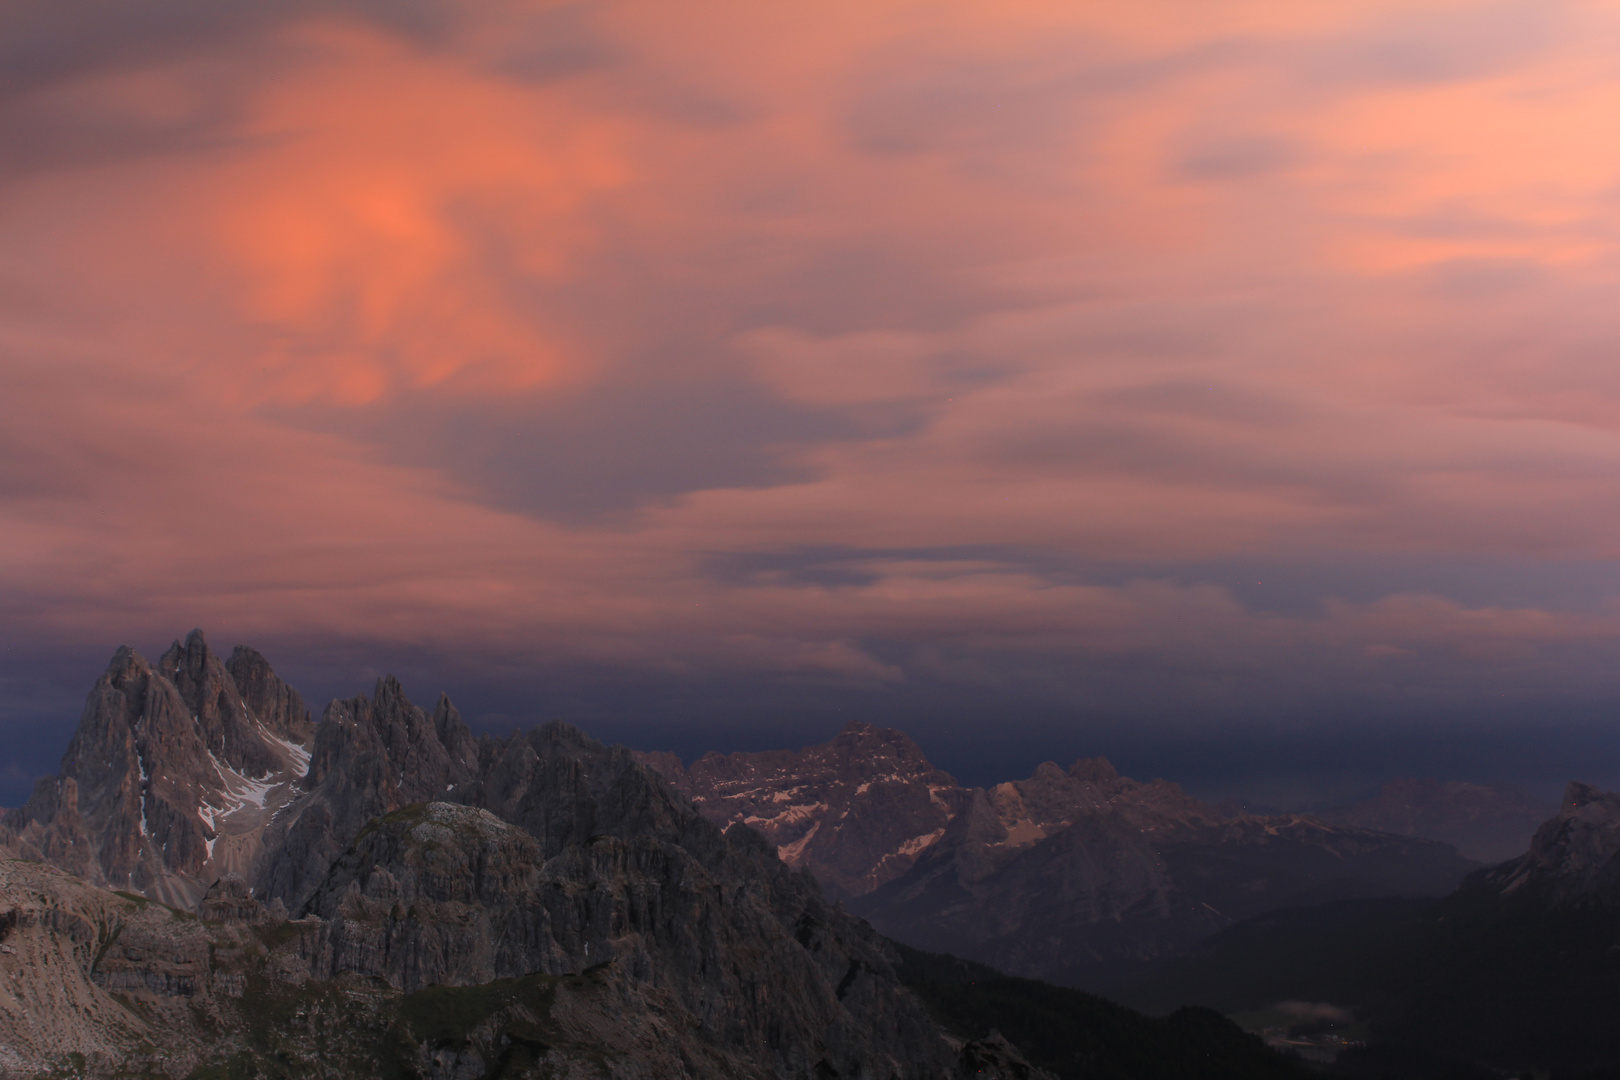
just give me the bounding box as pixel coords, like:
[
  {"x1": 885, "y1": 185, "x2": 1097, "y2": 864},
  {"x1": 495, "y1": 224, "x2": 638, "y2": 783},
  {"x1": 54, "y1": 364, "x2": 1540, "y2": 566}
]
[
  {"x1": 200, "y1": 750, "x2": 283, "y2": 831},
  {"x1": 895, "y1": 828, "x2": 944, "y2": 858},
  {"x1": 137, "y1": 757, "x2": 150, "y2": 838},
  {"x1": 743, "y1": 802, "x2": 827, "y2": 829},
  {"x1": 777, "y1": 822, "x2": 821, "y2": 865},
  {"x1": 262, "y1": 731, "x2": 313, "y2": 778}
]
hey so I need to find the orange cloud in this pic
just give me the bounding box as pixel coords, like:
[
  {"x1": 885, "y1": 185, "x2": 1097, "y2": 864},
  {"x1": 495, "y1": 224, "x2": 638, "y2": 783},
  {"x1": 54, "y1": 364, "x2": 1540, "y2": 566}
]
[
  {"x1": 9, "y1": 0, "x2": 1620, "y2": 723},
  {"x1": 200, "y1": 19, "x2": 633, "y2": 404}
]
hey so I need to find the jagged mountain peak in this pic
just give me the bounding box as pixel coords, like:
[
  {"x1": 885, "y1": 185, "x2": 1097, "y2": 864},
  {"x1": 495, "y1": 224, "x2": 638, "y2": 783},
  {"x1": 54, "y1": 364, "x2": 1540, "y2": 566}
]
[
  {"x1": 266, "y1": 673, "x2": 480, "y2": 908},
  {"x1": 1482, "y1": 780, "x2": 1620, "y2": 903},
  {"x1": 635, "y1": 724, "x2": 1474, "y2": 986},
  {"x1": 1318, "y1": 776, "x2": 1553, "y2": 863},
  {"x1": 1561, "y1": 779, "x2": 1620, "y2": 819},
  {"x1": 638, "y1": 720, "x2": 969, "y2": 899},
  {"x1": 105, "y1": 642, "x2": 146, "y2": 675},
  {"x1": 225, "y1": 644, "x2": 312, "y2": 744},
  {"x1": 159, "y1": 627, "x2": 211, "y2": 672},
  {"x1": 527, "y1": 718, "x2": 596, "y2": 748},
  {"x1": 2, "y1": 633, "x2": 313, "y2": 906},
  {"x1": 825, "y1": 718, "x2": 942, "y2": 767},
  {"x1": 1069, "y1": 756, "x2": 1120, "y2": 784}
]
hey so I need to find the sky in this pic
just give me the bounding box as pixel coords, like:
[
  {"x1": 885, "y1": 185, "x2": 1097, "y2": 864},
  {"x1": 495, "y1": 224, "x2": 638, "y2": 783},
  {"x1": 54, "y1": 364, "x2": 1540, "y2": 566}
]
[{"x1": 6, "y1": 0, "x2": 1620, "y2": 808}]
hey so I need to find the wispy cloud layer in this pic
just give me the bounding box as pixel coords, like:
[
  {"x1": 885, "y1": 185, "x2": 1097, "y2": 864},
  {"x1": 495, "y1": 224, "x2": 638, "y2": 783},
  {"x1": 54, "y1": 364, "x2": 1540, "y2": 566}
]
[{"x1": 7, "y1": 0, "x2": 1620, "y2": 792}]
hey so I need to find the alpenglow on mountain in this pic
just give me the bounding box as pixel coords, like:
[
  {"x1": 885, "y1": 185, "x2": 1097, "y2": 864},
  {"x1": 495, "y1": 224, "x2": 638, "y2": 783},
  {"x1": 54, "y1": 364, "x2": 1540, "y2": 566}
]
[{"x1": 638, "y1": 724, "x2": 1477, "y2": 986}]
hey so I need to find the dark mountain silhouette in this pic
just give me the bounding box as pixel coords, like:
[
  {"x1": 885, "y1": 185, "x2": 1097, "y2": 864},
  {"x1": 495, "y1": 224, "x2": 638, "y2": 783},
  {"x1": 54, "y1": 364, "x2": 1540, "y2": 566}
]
[
  {"x1": 891, "y1": 944, "x2": 1310, "y2": 1080},
  {"x1": 1104, "y1": 781, "x2": 1620, "y2": 1076}
]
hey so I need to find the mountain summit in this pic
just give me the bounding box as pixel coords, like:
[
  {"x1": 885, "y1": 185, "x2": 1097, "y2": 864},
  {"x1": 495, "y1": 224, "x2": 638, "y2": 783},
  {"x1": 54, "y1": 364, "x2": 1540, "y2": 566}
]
[{"x1": 1, "y1": 630, "x2": 310, "y2": 905}]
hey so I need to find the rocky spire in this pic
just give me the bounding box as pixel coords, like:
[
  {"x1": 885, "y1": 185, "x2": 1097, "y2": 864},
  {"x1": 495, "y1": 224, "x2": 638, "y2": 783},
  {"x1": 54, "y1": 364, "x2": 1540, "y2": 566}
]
[
  {"x1": 227, "y1": 643, "x2": 313, "y2": 745},
  {"x1": 3, "y1": 634, "x2": 314, "y2": 907},
  {"x1": 262, "y1": 675, "x2": 479, "y2": 909}
]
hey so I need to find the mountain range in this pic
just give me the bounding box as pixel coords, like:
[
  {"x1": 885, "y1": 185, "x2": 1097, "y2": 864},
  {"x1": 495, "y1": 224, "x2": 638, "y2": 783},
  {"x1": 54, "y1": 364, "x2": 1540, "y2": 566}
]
[
  {"x1": 0, "y1": 632, "x2": 1311, "y2": 1080},
  {"x1": 639, "y1": 724, "x2": 1478, "y2": 986},
  {"x1": 644, "y1": 723, "x2": 1620, "y2": 1075},
  {"x1": 0, "y1": 633, "x2": 1039, "y2": 1078}
]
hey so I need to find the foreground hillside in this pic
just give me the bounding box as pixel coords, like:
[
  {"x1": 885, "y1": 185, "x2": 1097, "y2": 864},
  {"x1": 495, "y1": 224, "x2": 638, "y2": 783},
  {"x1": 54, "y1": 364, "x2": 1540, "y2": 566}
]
[
  {"x1": 891, "y1": 946, "x2": 1308, "y2": 1080},
  {"x1": 2, "y1": 855, "x2": 793, "y2": 1079}
]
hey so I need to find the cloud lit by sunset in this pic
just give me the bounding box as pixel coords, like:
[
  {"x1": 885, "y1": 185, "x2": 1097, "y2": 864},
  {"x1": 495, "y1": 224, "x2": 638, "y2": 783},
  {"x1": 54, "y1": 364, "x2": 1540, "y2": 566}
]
[{"x1": 6, "y1": 0, "x2": 1620, "y2": 802}]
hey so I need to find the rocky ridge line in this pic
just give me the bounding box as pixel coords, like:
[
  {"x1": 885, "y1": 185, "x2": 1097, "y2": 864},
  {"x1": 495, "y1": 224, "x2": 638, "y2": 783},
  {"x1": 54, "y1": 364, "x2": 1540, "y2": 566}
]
[
  {"x1": 641, "y1": 724, "x2": 1479, "y2": 986},
  {"x1": 1, "y1": 637, "x2": 1049, "y2": 1079},
  {"x1": 0, "y1": 631, "x2": 311, "y2": 907}
]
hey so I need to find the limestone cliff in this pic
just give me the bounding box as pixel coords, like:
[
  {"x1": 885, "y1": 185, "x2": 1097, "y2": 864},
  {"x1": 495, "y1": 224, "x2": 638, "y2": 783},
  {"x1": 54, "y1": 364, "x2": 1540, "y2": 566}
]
[
  {"x1": 1, "y1": 647, "x2": 1048, "y2": 1079},
  {"x1": 0, "y1": 631, "x2": 311, "y2": 906}
]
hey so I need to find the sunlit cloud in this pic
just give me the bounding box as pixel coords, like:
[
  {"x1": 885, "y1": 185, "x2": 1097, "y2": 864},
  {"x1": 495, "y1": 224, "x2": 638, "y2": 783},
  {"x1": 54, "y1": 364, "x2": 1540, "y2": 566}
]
[{"x1": 6, "y1": 0, "x2": 1620, "y2": 786}]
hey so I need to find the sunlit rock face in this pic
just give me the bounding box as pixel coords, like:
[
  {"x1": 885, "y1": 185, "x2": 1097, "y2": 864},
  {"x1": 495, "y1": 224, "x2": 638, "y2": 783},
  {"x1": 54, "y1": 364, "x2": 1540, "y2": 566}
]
[
  {"x1": 641, "y1": 724, "x2": 1477, "y2": 987},
  {"x1": 638, "y1": 721, "x2": 971, "y2": 899},
  {"x1": 0, "y1": 630, "x2": 311, "y2": 907}
]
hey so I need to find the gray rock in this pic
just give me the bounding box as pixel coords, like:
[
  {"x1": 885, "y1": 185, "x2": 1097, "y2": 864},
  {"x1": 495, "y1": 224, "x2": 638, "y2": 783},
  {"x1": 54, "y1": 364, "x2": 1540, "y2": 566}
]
[
  {"x1": 1480, "y1": 780, "x2": 1620, "y2": 903},
  {"x1": 197, "y1": 876, "x2": 268, "y2": 924},
  {"x1": 638, "y1": 725, "x2": 1477, "y2": 985},
  {"x1": 2, "y1": 633, "x2": 313, "y2": 907},
  {"x1": 261, "y1": 676, "x2": 479, "y2": 909},
  {"x1": 849, "y1": 760, "x2": 1477, "y2": 984},
  {"x1": 227, "y1": 644, "x2": 314, "y2": 744},
  {"x1": 637, "y1": 721, "x2": 970, "y2": 899}
]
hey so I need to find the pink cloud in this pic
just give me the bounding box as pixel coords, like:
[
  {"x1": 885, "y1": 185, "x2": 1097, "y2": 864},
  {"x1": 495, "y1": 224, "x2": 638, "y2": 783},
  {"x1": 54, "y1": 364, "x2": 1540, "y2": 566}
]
[{"x1": 5, "y1": 0, "x2": 1620, "y2": 714}]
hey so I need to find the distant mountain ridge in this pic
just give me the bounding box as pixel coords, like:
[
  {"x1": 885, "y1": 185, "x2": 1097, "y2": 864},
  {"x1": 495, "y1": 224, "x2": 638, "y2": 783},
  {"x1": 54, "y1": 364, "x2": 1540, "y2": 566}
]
[
  {"x1": 640, "y1": 723, "x2": 1479, "y2": 986},
  {"x1": 1317, "y1": 776, "x2": 1552, "y2": 863},
  {"x1": 0, "y1": 632, "x2": 1519, "y2": 1076}
]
